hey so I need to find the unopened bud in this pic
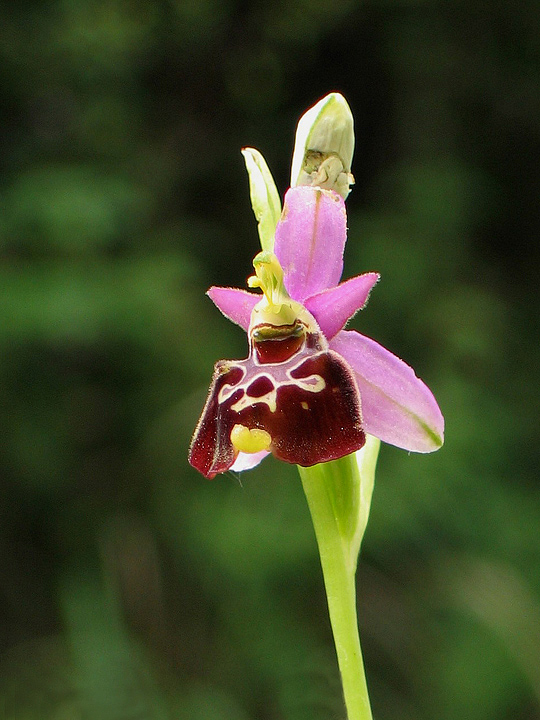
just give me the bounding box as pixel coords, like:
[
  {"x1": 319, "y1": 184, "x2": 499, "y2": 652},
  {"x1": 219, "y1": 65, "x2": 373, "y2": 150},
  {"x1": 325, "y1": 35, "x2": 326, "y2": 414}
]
[{"x1": 290, "y1": 93, "x2": 355, "y2": 199}]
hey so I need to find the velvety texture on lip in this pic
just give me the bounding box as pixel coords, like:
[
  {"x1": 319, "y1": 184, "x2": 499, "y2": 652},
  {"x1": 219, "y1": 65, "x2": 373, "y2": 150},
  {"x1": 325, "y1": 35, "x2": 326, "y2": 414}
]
[{"x1": 190, "y1": 346, "x2": 366, "y2": 478}]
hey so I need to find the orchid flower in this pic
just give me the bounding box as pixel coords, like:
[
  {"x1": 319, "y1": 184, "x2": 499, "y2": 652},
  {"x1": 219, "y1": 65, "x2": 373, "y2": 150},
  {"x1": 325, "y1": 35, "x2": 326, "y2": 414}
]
[
  {"x1": 188, "y1": 101, "x2": 443, "y2": 480},
  {"x1": 188, "y1": 93, "x2": 444, "y2": 720}
]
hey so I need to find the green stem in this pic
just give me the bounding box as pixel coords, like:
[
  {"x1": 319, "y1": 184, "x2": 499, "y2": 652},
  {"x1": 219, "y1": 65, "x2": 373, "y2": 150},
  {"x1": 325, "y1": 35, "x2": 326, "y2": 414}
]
[{"x1": 299, "y1": 459, "x2": 373, "y2": 720}]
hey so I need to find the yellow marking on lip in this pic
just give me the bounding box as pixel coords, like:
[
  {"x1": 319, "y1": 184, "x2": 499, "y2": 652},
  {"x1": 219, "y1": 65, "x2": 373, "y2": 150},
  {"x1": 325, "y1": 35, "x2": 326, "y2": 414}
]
[
  {"x1": 294, "y1": 374, "x2": 326, "y2": 393},
  {"x1": 230, "y1": 425, "x2": 272, "y2": 454},
  {"x1": 231, "y1": 387, "x2": 277, "y2": 414}
]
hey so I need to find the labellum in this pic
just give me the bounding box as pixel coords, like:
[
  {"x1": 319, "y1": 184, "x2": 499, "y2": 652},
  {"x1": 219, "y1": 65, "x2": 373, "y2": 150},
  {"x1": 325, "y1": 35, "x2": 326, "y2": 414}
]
[{"x1": 189, "y1": 253, "x2": 366, "y2": 479}]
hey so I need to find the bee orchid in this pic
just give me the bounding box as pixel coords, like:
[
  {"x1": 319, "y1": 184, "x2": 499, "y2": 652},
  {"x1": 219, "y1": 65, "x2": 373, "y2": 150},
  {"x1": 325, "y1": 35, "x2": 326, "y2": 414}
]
[{"x1": 189, "y1": 95, "x2": 444, "y2": 479}]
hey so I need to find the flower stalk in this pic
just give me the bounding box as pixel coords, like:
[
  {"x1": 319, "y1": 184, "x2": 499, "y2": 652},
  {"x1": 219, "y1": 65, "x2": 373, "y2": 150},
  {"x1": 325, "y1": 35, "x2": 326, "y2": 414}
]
[{"x1": 299, "y1": 436, "x2": 379, "y2": 720}]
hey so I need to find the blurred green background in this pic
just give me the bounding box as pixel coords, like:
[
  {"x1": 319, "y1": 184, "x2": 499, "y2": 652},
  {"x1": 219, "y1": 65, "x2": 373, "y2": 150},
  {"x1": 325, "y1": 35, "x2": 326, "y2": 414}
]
[{"x1": 1, "y1": 1, "x2": 539, "y2": 718}]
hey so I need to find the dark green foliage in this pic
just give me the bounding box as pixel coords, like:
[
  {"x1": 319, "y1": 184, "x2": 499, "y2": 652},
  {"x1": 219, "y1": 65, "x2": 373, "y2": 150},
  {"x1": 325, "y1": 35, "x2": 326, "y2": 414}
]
[{"x1": 0, "y1": 1, "x2": 539, "y2": 718}]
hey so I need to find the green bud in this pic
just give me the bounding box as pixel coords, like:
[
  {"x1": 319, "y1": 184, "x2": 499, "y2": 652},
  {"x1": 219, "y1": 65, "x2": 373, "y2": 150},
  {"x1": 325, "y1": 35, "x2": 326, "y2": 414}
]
[
  {"x1": 241, "y1": 147, "x2": 282, "y2": 252},
  {"x1": 290, "y1": 92, "x2": 355, "y2": 199}
]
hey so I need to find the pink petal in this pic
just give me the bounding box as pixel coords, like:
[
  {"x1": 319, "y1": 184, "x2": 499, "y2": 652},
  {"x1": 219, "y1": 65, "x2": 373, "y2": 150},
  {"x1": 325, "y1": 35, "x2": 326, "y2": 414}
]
[
  {"x1": 331, "y1": 330, "x2": 444, "y2": 452},
  {"x1": 304, "y1": 272, "x2": 380, "y2": 339},
  {"x1": 274, "y1": 186, "x2": 347, "y2": 301},
  {"x1": 207, "y1": 286, "x2": 260, "y2": 331},
  {"x1": 231, "y1": 450, "x2": 270, "y2": 473}
]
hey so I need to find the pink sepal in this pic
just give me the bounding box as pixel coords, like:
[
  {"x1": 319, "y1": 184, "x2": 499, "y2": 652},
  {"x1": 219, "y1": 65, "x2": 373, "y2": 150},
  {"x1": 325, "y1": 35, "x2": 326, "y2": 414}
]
[
  {"x1": 275, "y1": 186, "x2": 346, "y2": 301},
  {"x1": 331, "y1": 330, "x2": 444, "y2": 453}
]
